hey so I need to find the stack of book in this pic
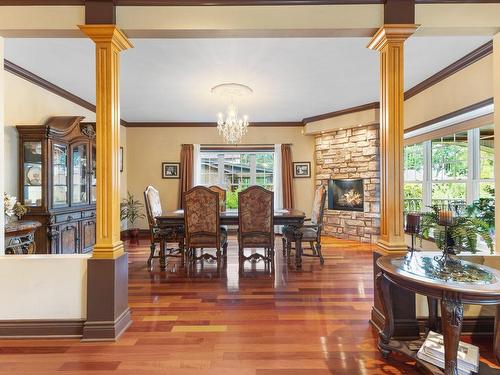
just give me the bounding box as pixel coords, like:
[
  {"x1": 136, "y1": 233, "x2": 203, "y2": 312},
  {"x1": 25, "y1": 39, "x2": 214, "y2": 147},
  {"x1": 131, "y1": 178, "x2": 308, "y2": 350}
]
[{"x1": 416, "y1": 331, "x2": 479, "y2": 375}]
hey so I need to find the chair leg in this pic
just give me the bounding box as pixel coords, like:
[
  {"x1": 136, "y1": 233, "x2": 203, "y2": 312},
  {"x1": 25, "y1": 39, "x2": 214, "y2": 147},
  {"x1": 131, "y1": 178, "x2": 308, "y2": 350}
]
[
  {"x1": 223, "y1": 242, "x2": 228, "y2": 258},
  {"x1": 147, "y1": 242, "x2": 155, "y2": 267},
  {"x1": 317, "y1": 243, "x2": 325, "y2": 265},
  {"x1": 286, "y1": 240, "x2": 292, "y2": 264},
  {"x1": 282, "y1": 237, "x2": 286, "y2": 256},
  {"x1": 310, "y1": 241, "x2": 317, "y2": 255}
]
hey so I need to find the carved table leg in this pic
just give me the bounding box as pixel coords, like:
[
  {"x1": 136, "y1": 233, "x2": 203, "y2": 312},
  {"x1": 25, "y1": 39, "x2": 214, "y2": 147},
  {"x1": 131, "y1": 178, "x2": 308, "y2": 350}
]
[
  {"x1": 440, "y1": 294, "x2": 464, "y2": 375},
  {"x1": 376, "y1": 271, "x2": 394, "y2": 358},
  {"x1": 159, "y1": 237, "x2": 167, "y2": 271},
  {"x1": 495, "y1": 304, "x2": 500, "y2": 363},
  {"x1": 427, "y1": 296, "x2": 439, "y2": 333}
]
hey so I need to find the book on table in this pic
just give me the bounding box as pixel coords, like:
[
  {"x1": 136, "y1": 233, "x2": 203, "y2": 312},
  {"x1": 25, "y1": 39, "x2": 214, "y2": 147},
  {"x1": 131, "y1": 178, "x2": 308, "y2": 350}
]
[{"x1": 416, "y1": 331, "x2": 479, "y2": 374}]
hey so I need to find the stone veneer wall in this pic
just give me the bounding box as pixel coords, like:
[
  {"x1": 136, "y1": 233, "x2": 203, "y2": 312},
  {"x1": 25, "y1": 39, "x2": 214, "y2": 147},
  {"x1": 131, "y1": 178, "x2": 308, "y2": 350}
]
[{"x1": 315, "y1": 124, "x2": 381, "y2": 243}]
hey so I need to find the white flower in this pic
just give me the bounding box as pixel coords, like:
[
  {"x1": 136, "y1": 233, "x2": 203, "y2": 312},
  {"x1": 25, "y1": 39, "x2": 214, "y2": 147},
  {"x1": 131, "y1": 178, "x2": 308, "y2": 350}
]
[{"x1": 4, "y1": 193, "x2": 18, "y2": 217}]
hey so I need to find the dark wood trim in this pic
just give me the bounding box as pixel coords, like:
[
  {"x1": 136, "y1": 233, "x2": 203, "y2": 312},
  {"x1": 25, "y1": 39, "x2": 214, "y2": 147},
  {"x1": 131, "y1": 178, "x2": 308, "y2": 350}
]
[
  {"x1": 384, "y1": 0, "x2": 414, "y2": 24},
  {"x1": 302, "y1": 102, "x2": 379, "y2": 124},
  {"x1": 0, "y1": 319, "x2": 84, "y2": 338},
  {"x1": 1, "y1": 0, "x2": 500, "y2": 4},
  {"x1": 405, "y1": 40, "x2": 493, "y2": 100},
  {"x1": 85, "y1": 0, "x2": 116, "y2": 25},
  {"x1": 416, "y1": 316, "x2": 495, "y2": 336},
  {"x1": 123, "y1": 121, "x2": 303, "y2": 128},
  {"x1": 404, "y1": 97, "x2": 493, "y2": 133},
  {"x1": 4, "y1": 59, "x2": 96, "y2": 113}
]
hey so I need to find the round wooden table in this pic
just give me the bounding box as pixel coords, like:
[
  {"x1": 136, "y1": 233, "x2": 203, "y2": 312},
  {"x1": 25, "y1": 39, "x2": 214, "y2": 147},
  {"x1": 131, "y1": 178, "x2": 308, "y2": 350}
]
[{"x1": 376, "y1": 254, "x2": 500, "y2": 375}]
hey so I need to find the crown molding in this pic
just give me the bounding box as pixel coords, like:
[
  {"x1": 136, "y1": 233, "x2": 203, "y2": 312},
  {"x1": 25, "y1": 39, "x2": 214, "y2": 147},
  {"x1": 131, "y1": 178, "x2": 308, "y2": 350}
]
[
  {"x1": 123, "y1": 121, "x2": 303, "y2": 127},
  {"x1": 302, "y1": 102, "x2": 379, "y2": 124},
  {"x1": 4, "y1": 59, "x2": 96, "y2": 113},
  {"x1": 404, "y1": 40, "x2": 493, "y2": 100}
]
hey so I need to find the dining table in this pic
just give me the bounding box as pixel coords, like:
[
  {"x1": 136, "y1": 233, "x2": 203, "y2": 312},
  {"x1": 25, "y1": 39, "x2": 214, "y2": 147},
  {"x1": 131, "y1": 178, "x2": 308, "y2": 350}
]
[{"x1": 155, "y1": 208, "x2": 306, "y2": 270}]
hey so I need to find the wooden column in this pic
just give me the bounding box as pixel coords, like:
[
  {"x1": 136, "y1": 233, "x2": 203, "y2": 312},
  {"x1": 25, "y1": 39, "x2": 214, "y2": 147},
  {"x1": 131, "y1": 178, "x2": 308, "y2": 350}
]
[
  {"x1": 368, "y1": 24, "x2": 418, "y2": 253},
  {"x1": 368, "y1": 24, "x2": 420, "y2": 339},
  {"x1": 79, "y1": 25, "x2": 133, "y2": 340}
]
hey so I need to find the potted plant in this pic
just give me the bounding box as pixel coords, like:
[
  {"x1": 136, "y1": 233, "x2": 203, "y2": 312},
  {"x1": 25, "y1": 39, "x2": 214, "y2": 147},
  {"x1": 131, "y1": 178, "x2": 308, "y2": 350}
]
[
  {"x1": 120, "y1": 191, "x2": 145, "y2": 240},
  {"x1": 4, "y1": 193, "x2": 27, "y2": 223},
  {"x1": 419, "y1": 205, "x2": 494, "y2": 255}
]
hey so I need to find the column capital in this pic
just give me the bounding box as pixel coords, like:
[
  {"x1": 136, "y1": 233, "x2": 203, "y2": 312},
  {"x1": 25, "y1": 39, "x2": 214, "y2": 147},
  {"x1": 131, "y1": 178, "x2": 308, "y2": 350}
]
[
  {"x1": 367, "y1": 24, "x2": 420, "y2": 51},
  {"x1": 79, "y1": 24, "x2": 133, "y2": 51}
]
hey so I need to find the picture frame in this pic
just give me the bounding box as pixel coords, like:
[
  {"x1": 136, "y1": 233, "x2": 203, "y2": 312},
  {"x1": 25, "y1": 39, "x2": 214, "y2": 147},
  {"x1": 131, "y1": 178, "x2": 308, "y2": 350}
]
[
  {"x1": 293, "y1": 162, "x2": 311, "y2": 178},
  {"x1": 162, "y1": 162, "x2": 180, "y2": 179},
  {"x1": 119, "y1": 147, "x2": 124, "y2": 173}
]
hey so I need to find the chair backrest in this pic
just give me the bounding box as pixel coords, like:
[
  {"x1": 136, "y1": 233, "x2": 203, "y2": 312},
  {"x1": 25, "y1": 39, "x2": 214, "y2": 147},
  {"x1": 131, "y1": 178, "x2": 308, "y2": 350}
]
[
  {"x1": 144, "y1": 185, "x2": 162, "y2": 229},
  {"x1": 183, "y1": 186, "x2": 220, "y2": 249},
  {"x1": 238, "y1": 186, "x2": 274, "y2": 246},
  {"x1": 209, "y1": 185, "x2": 226, "y2": 212},
  {"x1": 311, "y1": 185, "x2": 327, "y2": 225}
]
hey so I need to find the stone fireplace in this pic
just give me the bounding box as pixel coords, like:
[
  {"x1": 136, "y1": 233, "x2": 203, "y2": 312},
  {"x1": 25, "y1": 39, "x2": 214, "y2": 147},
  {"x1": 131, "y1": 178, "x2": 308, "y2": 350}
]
[{"x1": 315, "y1": 124, "x2": 381, "y2": 243}]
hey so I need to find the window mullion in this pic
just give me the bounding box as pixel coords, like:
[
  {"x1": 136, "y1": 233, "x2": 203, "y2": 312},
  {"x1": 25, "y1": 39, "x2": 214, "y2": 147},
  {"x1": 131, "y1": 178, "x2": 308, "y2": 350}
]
[
  {"x1": 217, "y1": 154, "x2": 224, "y2": 187},
  {"x1": 468, "y1": 128, "x2": 480, "y2": 204},
  {"x1": 250, "y1": 154, "x2": 257, "y2": 185},
  {"x1": 423, "y1": 140, "x2": 432, "y2": 211}
]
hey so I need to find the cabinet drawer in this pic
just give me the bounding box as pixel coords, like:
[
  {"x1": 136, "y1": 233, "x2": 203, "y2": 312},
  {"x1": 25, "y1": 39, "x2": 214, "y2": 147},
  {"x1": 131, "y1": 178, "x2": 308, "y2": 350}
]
[
  {"x1": 55, "y1": 212, "x2": 82, "y2": 223},
  {"x1": 82, "y1": 210, "x2": 96, "y2": 218}
]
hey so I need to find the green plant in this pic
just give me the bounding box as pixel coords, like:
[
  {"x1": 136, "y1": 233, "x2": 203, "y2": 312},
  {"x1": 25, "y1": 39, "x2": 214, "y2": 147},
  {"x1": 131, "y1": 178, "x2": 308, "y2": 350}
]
[
  {"x1": 120, "y1": 191, "x2": 145, "y2": 228},
  {"x1": 419, "y1": 205, "x2": 494, "y2": 255},
  {"x1": 226, "y1": 189, "x2": 240, "y2": 209},
  {"x1": 466, "y1": 187, "x2": 495, "y2": 230}
]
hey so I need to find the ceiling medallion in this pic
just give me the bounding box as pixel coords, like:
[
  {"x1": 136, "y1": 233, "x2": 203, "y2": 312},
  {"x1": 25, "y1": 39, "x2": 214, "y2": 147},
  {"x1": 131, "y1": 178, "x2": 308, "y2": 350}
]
[{"x1": 211, "y1": 83, "x2": 253, "y2": 144}]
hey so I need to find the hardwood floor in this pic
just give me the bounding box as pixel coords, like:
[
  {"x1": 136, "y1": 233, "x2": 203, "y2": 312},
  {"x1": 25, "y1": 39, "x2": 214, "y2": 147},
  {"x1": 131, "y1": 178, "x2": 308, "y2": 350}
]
[{"x1": 0, "y1": 237, "x2": 498, "y2": 374}]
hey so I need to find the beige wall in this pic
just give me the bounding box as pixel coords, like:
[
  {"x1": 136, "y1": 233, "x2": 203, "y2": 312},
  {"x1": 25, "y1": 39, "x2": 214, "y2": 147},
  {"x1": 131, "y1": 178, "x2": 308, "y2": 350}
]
[
  {"x1": 126, "y1": 126, "x2": 315, "y2": 229},
  {"x1": 405, "y1": 54, "x2": 493, "y2": 129}
]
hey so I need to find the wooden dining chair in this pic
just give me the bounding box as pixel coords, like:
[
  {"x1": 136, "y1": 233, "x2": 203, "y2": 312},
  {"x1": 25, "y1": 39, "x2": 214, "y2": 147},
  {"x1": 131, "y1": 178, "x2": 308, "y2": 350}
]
[
  {"x1": 282, "y1": 184, "x2": 327, "y2": 265},
  {"x1": 184, "y1": 186, "x2": 228, "y2": 262},
  {"x1": 238, "y1": 186, "x2": 274, "y2": 270},
  {"x1": 143, "y1": 185, "x2": 184, "y2": 268},
  {"x1": 208, "y1": 185, "x2": 226, "y2": 212}
]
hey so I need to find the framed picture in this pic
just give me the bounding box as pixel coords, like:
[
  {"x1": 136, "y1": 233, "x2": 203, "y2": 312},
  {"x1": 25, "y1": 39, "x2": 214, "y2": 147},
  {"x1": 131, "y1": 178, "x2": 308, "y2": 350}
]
[
  {"x1": 293, "y1": 162, "x2": 311, "y2": 178},
  {"x1": 119, "y1": 147, "x2": 124, "y2": 173},
  {"x1": 162, "y1": 162, "x2": 180, "y2": 179}
]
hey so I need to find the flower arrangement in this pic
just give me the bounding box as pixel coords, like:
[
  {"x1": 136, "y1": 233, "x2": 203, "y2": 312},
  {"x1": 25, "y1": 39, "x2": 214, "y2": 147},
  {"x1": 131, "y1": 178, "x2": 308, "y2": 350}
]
[{"x1": 4, "y1": 193, "x2": 27, "y2": 221}]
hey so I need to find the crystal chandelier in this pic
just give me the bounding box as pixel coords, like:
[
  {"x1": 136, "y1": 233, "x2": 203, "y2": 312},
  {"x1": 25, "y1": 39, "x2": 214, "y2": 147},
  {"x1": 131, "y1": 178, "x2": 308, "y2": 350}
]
[{"x1": 212, "y1": 83, "x2": 252, "y2": 144}]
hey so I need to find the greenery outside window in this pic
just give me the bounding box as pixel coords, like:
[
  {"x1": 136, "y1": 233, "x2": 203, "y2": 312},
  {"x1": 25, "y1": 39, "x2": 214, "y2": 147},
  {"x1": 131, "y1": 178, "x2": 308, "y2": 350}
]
[
  {"x1": 404, "y1": 125, "x2": 495, "y2": 214},
  {"x1": 199, "y1": 151, "x2": 274, "y2": 209}
]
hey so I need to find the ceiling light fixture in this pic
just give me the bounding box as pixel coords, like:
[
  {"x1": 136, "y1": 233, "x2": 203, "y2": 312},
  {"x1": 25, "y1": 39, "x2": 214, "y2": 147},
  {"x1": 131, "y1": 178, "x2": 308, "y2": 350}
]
[{"x1": 212, "y1": 83, "x2": 252, "y2": 144}]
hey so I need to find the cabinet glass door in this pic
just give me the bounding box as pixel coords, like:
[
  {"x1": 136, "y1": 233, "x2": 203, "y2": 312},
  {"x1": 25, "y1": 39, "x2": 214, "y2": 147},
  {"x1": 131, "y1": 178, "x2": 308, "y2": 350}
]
[
  {"x1": 71, "y1": 143, "x2": 88, "y2": 205},
  {"x1": 52, "y1": 143, "x2": 68, "y2": 207},
  {"x1": 23, "y1": 141, "x2": 43, "y2": 207},
  {"x1": 90, "y1": 145, "x2": 96, "y2": 204}
]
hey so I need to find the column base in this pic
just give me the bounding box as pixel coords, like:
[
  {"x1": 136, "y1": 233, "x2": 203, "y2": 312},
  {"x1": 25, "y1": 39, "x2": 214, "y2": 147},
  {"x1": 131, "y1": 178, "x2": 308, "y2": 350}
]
[
  {"x1": 376, "y1": 238, "x2": 407, "y2": 254},
  {"x1": 82, "y1": 252, "x2": 132, "y2": 341}
]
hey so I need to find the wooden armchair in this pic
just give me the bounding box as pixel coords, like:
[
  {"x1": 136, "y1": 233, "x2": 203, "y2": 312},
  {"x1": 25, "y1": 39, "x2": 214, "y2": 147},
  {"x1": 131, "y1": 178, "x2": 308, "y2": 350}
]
[
  {"x1": 238, "y1": 186, "x2": 274, "y2": 269},
  {"x1": 184, "y1": 186, "x2": 228, "y2": 262},
  {"x1": 282, "y1": 185, "x2": 327, "y2": 265},
  {"x1": 144, "y1": 185, "x2": 184, "y2": 269}
]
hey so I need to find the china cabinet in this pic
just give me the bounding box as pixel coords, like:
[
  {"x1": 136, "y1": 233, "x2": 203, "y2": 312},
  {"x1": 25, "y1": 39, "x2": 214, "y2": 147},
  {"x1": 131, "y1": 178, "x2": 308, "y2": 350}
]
[{"x1": 17, "y1": 116, "x2": 96, "y2": 254}]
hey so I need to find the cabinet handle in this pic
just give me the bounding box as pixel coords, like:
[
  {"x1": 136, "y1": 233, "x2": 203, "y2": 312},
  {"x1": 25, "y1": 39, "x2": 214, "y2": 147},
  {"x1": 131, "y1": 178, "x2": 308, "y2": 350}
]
[{"x1": 67, "y1": 215, "x2": 73, "y2": 221}]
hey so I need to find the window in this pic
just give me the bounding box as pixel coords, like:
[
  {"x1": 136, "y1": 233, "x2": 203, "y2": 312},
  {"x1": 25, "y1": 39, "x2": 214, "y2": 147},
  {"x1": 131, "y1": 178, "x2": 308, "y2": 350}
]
[
  {"x1": 199, "y1": 150, "x2": 274, "y2": 209},
  {"x1": 404, "y1": 125, "x2": 494, "y2": 214},
  {"x1": 404, "y1": 143, "x2": 424, "y2": 213}
]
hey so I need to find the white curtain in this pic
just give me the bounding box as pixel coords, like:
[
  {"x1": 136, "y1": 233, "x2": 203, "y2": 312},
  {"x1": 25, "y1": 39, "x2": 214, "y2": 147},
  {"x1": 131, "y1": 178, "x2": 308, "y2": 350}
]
[
  {"x1": 273, "y1": 144, "x2": 283, "y2": 210},
  {"x1": 193, "y1": 144, "x2": 201, "y2": 186}
]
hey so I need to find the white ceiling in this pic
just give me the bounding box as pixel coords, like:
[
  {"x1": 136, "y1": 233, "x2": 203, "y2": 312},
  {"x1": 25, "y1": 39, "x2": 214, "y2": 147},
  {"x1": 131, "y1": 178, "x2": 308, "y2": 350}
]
[{"x1": 5, "y1": 36, "x2": 491, "y2": 122}]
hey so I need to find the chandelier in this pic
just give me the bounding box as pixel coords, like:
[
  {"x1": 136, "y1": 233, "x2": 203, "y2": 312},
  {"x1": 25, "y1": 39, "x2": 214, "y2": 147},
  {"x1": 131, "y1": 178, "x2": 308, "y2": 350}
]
[{"x1": 212, "y1": 83, "x2": 252, "y2": 144}]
